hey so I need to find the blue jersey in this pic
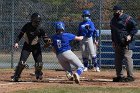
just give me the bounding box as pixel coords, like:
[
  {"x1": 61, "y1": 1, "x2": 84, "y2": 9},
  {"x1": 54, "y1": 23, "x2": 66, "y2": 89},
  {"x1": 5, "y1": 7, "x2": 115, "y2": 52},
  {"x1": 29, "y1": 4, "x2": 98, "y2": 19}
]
[
  {"x1": 78, "y1": 19, "x2": 98, "y2": 38},
  {"x1": 52, "y1": 33, "x2": 76, "y2": 55}
]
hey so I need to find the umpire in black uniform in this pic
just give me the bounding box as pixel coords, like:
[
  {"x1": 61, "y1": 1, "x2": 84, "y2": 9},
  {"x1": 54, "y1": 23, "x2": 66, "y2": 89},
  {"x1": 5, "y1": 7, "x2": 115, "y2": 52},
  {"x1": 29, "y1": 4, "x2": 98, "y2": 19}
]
[
  {"x1": 11, "y1": 13, "x2": 48, "y2": 82},
  {"x1": 110, "y1": 5, "x2": 138, "y2": 82}
]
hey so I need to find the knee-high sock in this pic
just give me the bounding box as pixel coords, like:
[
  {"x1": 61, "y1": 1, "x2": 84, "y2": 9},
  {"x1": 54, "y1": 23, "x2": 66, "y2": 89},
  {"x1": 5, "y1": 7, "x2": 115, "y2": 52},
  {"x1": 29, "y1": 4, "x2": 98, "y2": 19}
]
[
  {"x1": 82, "y1": 58, "x2": 89, "y2": 67},
  {"x1": 92, "y1": 57, "x2": 98, "y2": 67}
]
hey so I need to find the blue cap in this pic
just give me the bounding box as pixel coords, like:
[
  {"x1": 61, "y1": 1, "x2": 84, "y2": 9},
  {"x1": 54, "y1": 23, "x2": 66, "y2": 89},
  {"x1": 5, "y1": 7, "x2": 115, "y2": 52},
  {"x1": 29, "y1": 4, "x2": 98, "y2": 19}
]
[
  {"x1": 82, "y1": 10, "x2": 91, "y2": 16},
  {"x1": 113, "y1": 5, "x2": 123, "y2": 10},
  {"x1": 55, "y1": 21, "x2": 65, "y2": 30}
]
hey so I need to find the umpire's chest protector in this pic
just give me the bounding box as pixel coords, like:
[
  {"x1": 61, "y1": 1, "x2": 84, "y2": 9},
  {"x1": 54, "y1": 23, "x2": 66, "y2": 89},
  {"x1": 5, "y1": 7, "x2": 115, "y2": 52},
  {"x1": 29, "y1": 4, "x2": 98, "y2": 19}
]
[{"x1": 111, "y1": 14, "x2": 136, "y2": 49}]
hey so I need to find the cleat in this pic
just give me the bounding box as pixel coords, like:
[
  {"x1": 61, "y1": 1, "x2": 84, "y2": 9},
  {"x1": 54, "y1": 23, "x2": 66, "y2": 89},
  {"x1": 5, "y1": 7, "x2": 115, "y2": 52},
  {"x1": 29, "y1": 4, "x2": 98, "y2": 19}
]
[
  {"x1": 83, "y1": 67, "x2": 88, "y2": 72},
  {"x1": 124, "y1": 76, "x2": 135, "y2": 82},
  {"x1": 93, "y1": 67, "x2": 100, "y2": 72},
  {"x1": 113, "y1": 77, "x2": 126, "y2": 82},
  {"x1": 35, "y1": 71, "x2": 43, "y2": 80},
  {"x1": 73, "y1": 73, "x2": 80, "y2": 84},
  {"x1": 36, "y1": 75, "x2": 43, "y2": 80},
  {"x1": 11, "y1": 76, "x2": 20, "y2": 82},
  {"x1": 66, "y1": 71, "x2": 73, "y2": 81},
  {"x1": 36, "y1": 74, "x2": 43, "y2": 80}
]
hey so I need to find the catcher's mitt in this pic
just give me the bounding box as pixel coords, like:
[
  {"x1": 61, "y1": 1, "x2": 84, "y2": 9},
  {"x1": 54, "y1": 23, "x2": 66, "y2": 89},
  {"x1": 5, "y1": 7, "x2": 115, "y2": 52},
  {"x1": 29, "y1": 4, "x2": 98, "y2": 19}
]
[{"x1": 44, "y1": 38, "x2": 52, "y2": 48}]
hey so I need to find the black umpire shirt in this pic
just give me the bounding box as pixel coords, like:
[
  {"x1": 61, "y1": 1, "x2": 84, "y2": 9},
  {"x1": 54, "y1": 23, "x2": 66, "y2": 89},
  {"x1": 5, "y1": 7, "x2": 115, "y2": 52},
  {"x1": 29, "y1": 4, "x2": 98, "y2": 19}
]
[{"x1": 110, "y1": 13, "x2": 138, "y2": 49}]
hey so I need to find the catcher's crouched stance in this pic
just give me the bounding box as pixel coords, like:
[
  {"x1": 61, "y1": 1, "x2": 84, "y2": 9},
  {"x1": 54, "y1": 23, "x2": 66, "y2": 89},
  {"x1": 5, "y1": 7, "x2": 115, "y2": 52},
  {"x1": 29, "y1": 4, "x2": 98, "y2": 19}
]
[{"x1": 11, "y1": 13, "x2": 49, "y2": 82}]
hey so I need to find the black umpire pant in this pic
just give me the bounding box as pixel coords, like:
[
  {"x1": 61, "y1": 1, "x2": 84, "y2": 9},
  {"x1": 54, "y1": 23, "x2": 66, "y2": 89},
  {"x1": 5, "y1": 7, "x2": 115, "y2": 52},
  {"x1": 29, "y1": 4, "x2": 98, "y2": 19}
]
[{"x1": 114, "y1": 45, "x2": 133, "y2": 78}]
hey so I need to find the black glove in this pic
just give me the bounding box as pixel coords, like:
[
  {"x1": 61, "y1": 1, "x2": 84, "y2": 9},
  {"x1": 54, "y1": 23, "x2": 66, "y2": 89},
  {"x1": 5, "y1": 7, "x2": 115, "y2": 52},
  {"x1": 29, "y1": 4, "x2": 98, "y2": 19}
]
[{"x1": 44, "y1": 38, "x2": 52, "y2": 48}]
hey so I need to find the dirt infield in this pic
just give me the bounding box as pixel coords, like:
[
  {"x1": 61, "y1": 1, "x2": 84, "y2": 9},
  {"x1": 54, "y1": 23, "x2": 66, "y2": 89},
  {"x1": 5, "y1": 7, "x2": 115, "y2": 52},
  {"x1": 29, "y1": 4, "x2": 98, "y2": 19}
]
[{"x1": 0, "y1": 69, "x2": 140, "y2": 93}]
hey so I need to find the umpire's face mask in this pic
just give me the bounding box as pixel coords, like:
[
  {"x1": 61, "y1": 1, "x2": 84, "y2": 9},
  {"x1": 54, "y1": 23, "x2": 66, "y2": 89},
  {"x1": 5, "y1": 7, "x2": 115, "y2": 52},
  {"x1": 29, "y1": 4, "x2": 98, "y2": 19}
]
[
  {"x1": 113, "y1": 13, "x2": 120, "y2": 18},
  {"x1": 113, "y1": 10, "x2": 122, "y2": 18}
]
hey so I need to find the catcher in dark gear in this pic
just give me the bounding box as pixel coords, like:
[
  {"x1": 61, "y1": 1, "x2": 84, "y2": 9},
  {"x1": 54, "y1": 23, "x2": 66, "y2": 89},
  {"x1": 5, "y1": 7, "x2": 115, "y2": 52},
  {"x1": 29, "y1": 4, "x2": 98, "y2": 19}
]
[{"x1": 11, "y1": 13, "x2": 49, "y2": 82}]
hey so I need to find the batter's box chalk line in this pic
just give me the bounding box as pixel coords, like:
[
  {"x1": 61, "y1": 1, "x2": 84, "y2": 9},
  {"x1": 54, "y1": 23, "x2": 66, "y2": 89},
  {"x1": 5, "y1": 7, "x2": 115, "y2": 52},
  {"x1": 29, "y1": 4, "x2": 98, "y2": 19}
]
[{"x1": 0, "y1": 82, "x2": 33, "y2": 86}]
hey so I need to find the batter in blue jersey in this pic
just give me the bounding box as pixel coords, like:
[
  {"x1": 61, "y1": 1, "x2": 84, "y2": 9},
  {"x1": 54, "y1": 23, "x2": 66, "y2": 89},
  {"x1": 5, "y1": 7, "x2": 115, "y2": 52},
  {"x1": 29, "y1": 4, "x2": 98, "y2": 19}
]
[
  {"x1": 52, "y1": 33, "x2": 75, "y2": 55},
  {"x1": 51, "y1": 21, "x2": 84, "y2": 84}
]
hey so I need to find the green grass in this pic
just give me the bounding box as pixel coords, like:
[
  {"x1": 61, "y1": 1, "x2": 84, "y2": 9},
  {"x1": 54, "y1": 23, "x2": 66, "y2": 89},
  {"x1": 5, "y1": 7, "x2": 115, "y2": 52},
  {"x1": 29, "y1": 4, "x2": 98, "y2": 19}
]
[{"x1": 11, "y1": 86, "x2": 140, "y2": 93}]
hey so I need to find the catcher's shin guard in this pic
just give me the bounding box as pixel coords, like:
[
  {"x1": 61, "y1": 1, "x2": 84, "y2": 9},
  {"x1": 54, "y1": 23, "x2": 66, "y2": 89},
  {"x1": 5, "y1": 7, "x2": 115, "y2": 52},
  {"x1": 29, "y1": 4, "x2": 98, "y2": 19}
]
[
  {"x1": 11, "y1": 61, "x2": 26, "y2": 82},
  {"x1": 35, "y1": 62, "x2": 43, "y2": 80}
]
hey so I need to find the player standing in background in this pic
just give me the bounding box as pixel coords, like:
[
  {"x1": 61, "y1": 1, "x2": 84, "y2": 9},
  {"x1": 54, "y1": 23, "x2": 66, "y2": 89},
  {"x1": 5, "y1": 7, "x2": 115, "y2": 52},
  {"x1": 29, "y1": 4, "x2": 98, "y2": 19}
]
[
  {"x1": 78, "y1": 10, "x2": 100, "y2": 72},
  {"x1": 110, "y1": 5, "x2": 138, "y2": 82},
  {"x1": 51, "y1": 21, "x2": 84, "y2": 84},
  {"x1": 11, "y1": 13, "x2": 49, "y2": 82}
]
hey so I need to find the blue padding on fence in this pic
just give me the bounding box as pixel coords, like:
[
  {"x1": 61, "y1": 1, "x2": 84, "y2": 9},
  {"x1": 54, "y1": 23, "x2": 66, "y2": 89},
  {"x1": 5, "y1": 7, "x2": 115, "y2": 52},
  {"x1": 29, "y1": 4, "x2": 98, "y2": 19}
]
[
  {"x1": 101, "y1": 53, "x2": 114, "y2": 58},
  {"x1": 135, "y1": 42, "x2": 140, "y2": 46},
  {"x1": 100, "y1": 60, "x2": 114, "y2": 65},
  {"x1": 101, "y1": 47, "x2": 140, "y2": 52},
  {"x1": 100, "y1": 38, "x2": 140, "y2": 66},
  {"x1": 101, "y1": 53, "x2": 139, "y2": 59},
  {"x1": 133, "y1": 54, "x2": 140, "y2": 59},
  {"x1": 101, "y1": 47, "x2": 114, "y2": 52},
  {"x1": 101, "y1": 60, "x2": 140, "y2": 66}
]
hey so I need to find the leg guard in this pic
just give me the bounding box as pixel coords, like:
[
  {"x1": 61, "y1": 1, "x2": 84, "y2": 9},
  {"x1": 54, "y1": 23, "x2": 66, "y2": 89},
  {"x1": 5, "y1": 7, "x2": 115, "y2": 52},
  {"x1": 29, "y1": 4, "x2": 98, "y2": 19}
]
[
  {"x1": 35, "y1": 62, "x2": 43, "y2": 80},
  {"x1": 11, "y1": 61, "x2": 26, "y2": 82}
]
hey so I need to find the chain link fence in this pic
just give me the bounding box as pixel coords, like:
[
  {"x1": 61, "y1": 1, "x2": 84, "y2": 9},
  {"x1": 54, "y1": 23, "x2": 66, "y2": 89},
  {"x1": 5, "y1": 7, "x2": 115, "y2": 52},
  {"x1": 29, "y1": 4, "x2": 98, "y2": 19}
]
[{"x1": 0, "y1": 0, "x2": 139, "y2": 69}]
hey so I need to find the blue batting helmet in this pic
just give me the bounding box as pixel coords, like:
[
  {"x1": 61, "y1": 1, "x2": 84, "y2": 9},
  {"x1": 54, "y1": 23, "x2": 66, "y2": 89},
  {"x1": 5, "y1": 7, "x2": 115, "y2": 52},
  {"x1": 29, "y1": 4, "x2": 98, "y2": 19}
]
[
  {"x1": 82, "y1": 10, "x2": 91, "y2": 17},
  {"x1": 55, "y1": 21, "x2": 65, "y2": 30}
]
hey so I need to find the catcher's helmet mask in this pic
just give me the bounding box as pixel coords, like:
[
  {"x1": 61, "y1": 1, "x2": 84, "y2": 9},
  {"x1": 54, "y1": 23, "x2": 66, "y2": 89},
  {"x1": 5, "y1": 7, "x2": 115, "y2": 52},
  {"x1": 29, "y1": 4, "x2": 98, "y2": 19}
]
[
  {"x1": 31, "y1": 13, "x2": 41, "y2": 27},
  {"x1": 31, "y1": 13, "x2": 41, "y2": 22}
]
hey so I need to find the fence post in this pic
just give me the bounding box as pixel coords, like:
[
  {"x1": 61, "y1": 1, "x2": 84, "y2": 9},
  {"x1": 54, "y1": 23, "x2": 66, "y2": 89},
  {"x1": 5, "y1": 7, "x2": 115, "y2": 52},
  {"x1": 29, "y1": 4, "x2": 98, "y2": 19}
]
[
  {"x1": 11, "y1": 0, "x2": 15, "y2": 68},
  {"x1": 99, "y1": 0, "x2": 103, "y2": 68}
]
